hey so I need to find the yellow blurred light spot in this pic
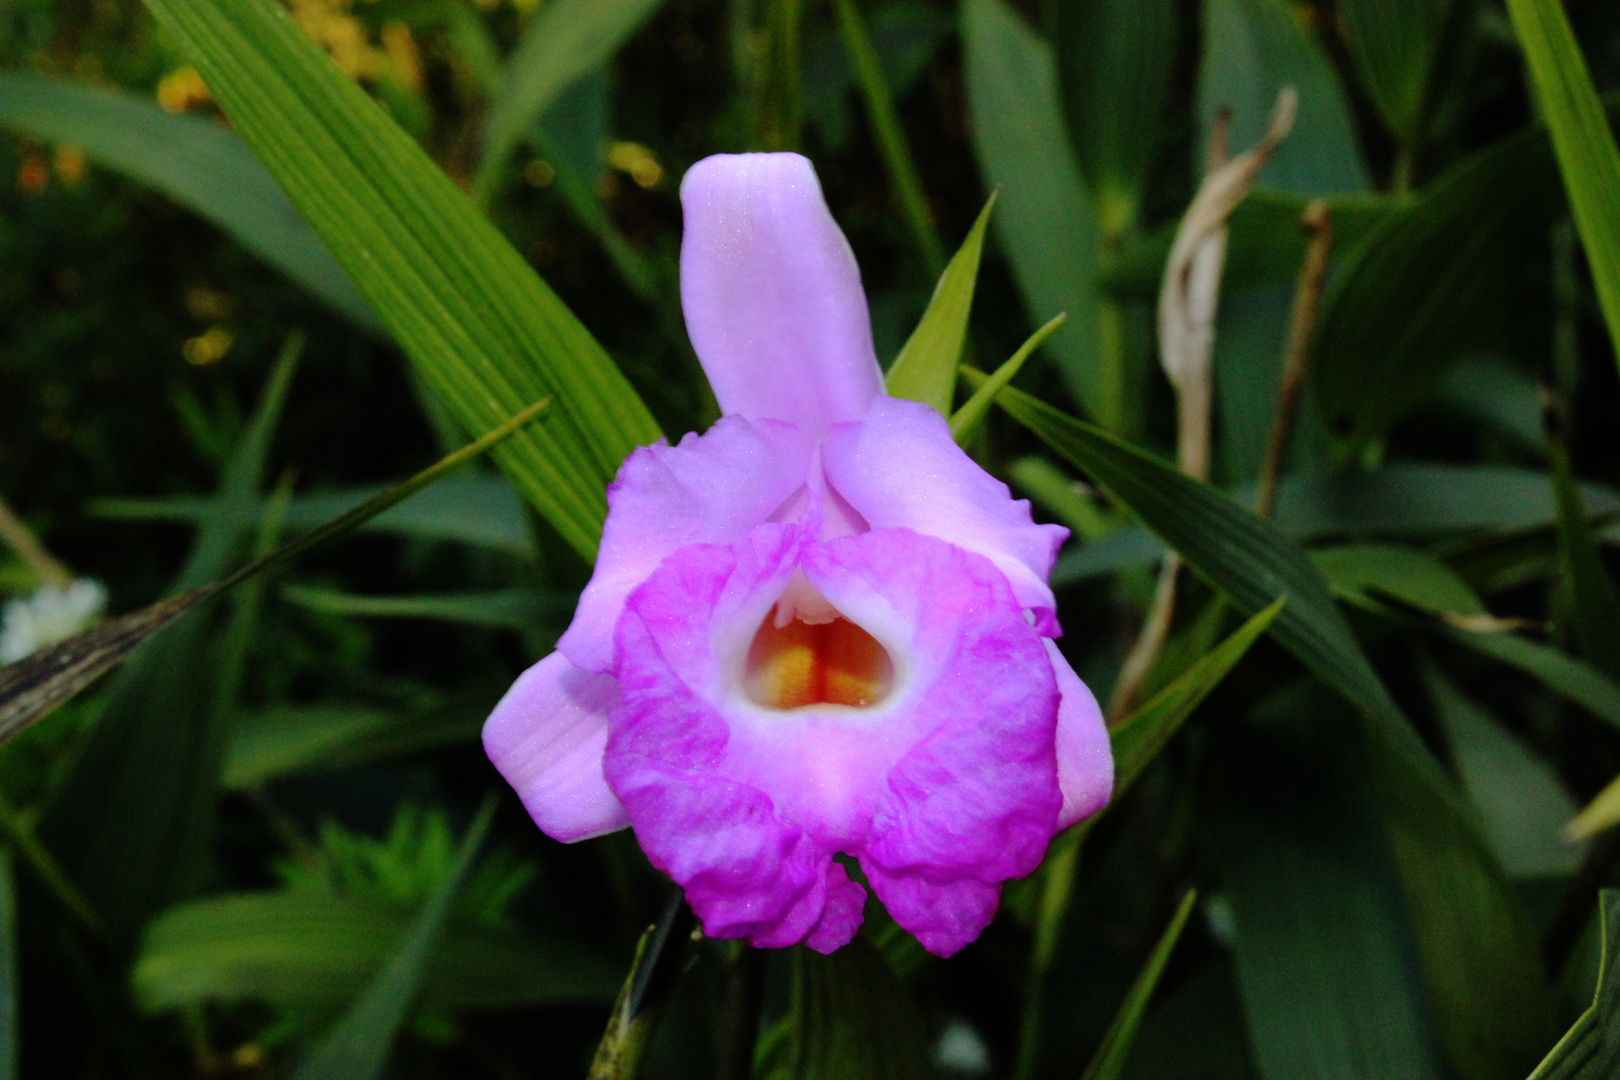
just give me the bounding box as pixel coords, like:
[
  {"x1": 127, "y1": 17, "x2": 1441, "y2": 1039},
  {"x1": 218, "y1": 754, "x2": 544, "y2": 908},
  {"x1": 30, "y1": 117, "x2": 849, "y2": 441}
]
[
  {"x1": 511, "y1": 0, "x2": 539, "y2": 13},
  {"x1": 17, "y1": 156, "x2": 48, "y2": 194},
  {"x1": 608, "y1": 141, "x2": 664, "y2": 189},
  {"x1": 744, "y1": 616, "x2": 894, "y2": 710},
  {"x1": 524, "y1": 159, "x2": 556, "y2": 187},
  {"x1": 53, "y1": 145, "x2": 86, "y2": 186},
  {"x1": 230, "y1": 1044, "x2": 266, "y2": 1069},
  {"x1": 182, "y1": 327, "x2": 234, "y2": 367},
  {"x1": 156, "y1": 67, "x2": 210, "y2": 113},
  {"x1": 381, "y1": 21, "x2": 423, "y2": 92}
]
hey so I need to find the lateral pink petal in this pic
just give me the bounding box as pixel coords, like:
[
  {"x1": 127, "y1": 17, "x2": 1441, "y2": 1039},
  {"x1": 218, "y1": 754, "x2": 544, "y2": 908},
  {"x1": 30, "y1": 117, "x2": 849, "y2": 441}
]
[
  {"x1": 557, "y1": 415, "x2": 814, "y2": 673},
  {"x1": 1044, "y1": 641, "x2": 1113, "y2": 828},
  {"x1": 679, "y1": 153, "x2": 884, "y2": 435},
  {"x1": 820, "y1": 397, "x2": 1069, "y2": 634},
  {"x1": 482, "y1": 652, "x2": 629, "y2": 843}
]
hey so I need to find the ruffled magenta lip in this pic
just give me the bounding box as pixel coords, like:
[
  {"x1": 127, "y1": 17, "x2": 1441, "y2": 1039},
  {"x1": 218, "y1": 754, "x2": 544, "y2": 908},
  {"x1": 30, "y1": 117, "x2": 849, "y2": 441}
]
[{"x1": 482, "y1": 151, "x2": 1113, "y2": 957}]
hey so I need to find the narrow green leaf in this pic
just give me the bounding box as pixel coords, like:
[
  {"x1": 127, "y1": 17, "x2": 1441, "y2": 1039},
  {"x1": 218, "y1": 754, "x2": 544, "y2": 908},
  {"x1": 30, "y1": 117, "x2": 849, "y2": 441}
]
[
  {"x1": 0, "y1": 854, "x2": 14, "y2": 1080},
  {"x1": 133, "y1": 890, "x2": 619, "y2": 1013},
  {"x1": 830, "y1": 0, "x2": 946, "y2": 275},
  {"x1": 1008, "y1": 457, "x2": 1116, "y2": 542},
  {"x1": 1112, "y1": 598, "x2": 1283, "y2": 797},
  {"x1": 1314, "y1": 123, "x2": 1568, "y2": 456},
  {"x1": 474, "y1": 0, "x2": 666, "y2": 197},
  {"x1": 588, "y1": 893, "x2": 696, "y2": 1080},
  {"x1": 281, "y1": 585, "x2": 573, "y2": 631},
  {"x1": 755, "y1": 938, "x2": 932, "y2": 1080},
  {"x1": 1439, "y1": 627, "x2": 1620, "y2": 736},
  {"x1": 754, "y1": 0, "x2": 805, "y2": 151},
  {"x1": 1312, "y1": 543, "x2": 1487, "y2": 618},
  {"x1": 0, "y1": 70, "x2": 378, "y2": 330},
  {"x1": 1338, "y1": 0, "x2": 1460, "y2": 145},
  {"x1": 1506, "y1": 0, "x2": 1620, "y2": 367},
  {"x1": 223, "y1": 696, "x2": 489, "y2": 788},
  {"x1": 962, "y1": 0, "x2": 1106, "y2": 426},
  {"x1": 142, "y1": 0, "x2": 663, "y2": 558},
  {"x1": 1056, "y1": 0, "x2": 1176, "y2": 239},
  {"x1": 949, "y1": 312, "x2": 1064, "y2": 446},
  {"x1": 1221, "y1": 687, "x2": 1446, "y2": 1080},
  {"x1": 1420, "y1": 660, "x2": 1581, "y2": 878},
  {"x1": 886, "y1": 192, "x2": 996, "y2": 416},
  {"x1": 1080, "y1": 889, "x2": 1197, "y2": 1080},
  {"x1": 39, "y1": 345, "x2": 299, "y2": 940},
  {"x1": 1, "y1": 399, "x2": 550, "y2": 746},
  {"x1": 93, "y1": 474, "x2": 535, "y2": 558},
  {"x1": 1526, "y1": 889, "x2": 1620, "y2": 1079},
  {"x1": 1551, "y1": 436, "x2": 1620, "y2": 681},
  {"x1": 975, "y1": 373, "x2": 1558, "y2": 1080},
  {"x1": 292, "y1": 795, "x2": 494, "y2": 1080}
]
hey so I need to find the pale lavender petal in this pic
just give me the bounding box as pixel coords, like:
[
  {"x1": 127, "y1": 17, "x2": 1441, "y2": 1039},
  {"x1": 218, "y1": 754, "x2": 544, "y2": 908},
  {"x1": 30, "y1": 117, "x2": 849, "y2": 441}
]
[
  {"x1": 482, "y1": 652, "x2": 628, "y2": 843},
  {"x1": 557, "y1": 415, "x2": 814, "y2": 673},
  {"x1": 1046, "y1": 641, "x2": 1113, "y2": 828},
  {"x1": 679, "y1": 153, "x2": 884, "y2": 435},
  {"x1": 820, "y1": 396, "x2": 1069, "y2": 634}
]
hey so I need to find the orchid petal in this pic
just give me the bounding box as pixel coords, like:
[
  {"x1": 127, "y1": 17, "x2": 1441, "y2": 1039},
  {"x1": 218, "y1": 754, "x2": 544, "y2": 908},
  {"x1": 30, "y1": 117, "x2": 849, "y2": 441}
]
[
  {"x1": 557, "y1": 415, "x2": 814, "y2": 673},
  {"x1": 1045, "y1": 640, "x2": 1113, "y2": 828},
  {"x1": 679, "y1": 153, "x2": 884, "y2": 435},
  {"x1": 821, "y1": 396, "x2": 1069, "y2": 634},
  {"x1": 606, "y1": 520, "x2": 1060, "y2": 954},
  {"x1": 482, "y1": 652, "x2": 629, "y2": 843}
]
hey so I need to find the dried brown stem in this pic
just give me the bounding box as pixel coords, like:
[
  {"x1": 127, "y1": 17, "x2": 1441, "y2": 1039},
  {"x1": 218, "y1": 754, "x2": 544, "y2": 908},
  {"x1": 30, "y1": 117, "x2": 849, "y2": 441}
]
[
  {"x1": 1255, "y1": 199, "x2": 1333, "y2": 520},
  {"x1": 0, "y1": 494, "x2": 71, "y2": 589}
]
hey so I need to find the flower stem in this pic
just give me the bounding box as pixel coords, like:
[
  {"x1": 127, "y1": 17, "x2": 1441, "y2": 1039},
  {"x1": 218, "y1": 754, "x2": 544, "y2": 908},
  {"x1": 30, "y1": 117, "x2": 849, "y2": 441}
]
[
  {"x1": 714, "y1": 943, "x2": 767, "y2": 1080},
  {"x1": 1255, "y1": 199, "x2": 1332, "y2": 521}
]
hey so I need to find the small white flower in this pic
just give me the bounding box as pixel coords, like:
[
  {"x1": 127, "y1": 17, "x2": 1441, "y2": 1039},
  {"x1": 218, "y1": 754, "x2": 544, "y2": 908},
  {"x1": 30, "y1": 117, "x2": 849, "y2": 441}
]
[
  {"x1": 0, "y1": 579, "x2": 107, "y2": 663},
  {"x1": 934, "y1": 1018, "x2": 992, "y2": 1076}
]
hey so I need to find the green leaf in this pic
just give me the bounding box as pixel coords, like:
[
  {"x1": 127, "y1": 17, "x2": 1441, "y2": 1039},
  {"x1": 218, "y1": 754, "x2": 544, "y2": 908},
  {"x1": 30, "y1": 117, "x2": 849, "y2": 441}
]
[
  {"x1": 1055, "y1": 0, "x2": 1176, "y2": 238},
  {"x1": 1525, "y1": 889, "x2": 1620, "y2": 1079},
  {"x1": 39, "y1": 347, "x2": 298, "y2": 940},
  {"x1": 961, "y1": 0, "x2": 1107, "y2": 426},
  {"x1": 1313, "y1": 124, "x2": 1569, "y2": 456},
  {"x1": 2, "y1": 400, "x2": 551, "y2": 747},
  {"x1": 1505, "y1": 0, "x2": 1620, "y2": 368},
  {"x1": 975, "y1": 374, "x2": 1558, "y2": 1080},
  {"x1": 588, "y1": 893, "x2": 696, "y2": 1079},
  {"x1": 0, "y1": 70, "x2": 378, "y2": 330},
  {"x1": 0, "y1": 854, "x2": 14, "y2": 1080},
  {"x1": 1112, "y1": 598, "x2": 1283, "y2": 797},
  {"x1": 142, "y1": 0, "x2": 663, "y2": 560},
  {"x1": 1439, "y1": 627, "x2": 1620, "y2": 737},
  {"x1": 1198, "y1": 0, "x2": 1369, "y2": 194},
  {"x1": 1551, "y1": 437, "x2": 1620, "y2": 682},
  {"x1": 133, "y1": 890, "x2": 619, "y2": 1014},
  {"x1": 830, "y1": 0, "x2": 947, "y2": 275},
  {"x1": 1115, "y1": 961, "x2": 1258, "y2": 1080},
  {"x1": 1080, "y1": 889, "x2": 1197, "y2": 1080},
  {"x1": 281, "y1": 585, "x2": 573, "y2": 631},
  {"x1": 1338, "y1": 0, "x2": 1460, "y2": 145},
  {"x1": 92, "y1": 474, "x2": 535, "y2": 558},
  {"x1": 1311, "y1": 543, "x2": 1487, "y2": 618},
  {"x1": 223, "y1": 696, "x2": 489, "y2": 789},
  {"x1": 1420, "y1": 660, "x2": 1581, "y2": 878},
  {"x1": 886, "y1": 192, "x2": 995, "y2": 416},
  {"x1": 1220, "y1": 686, "x2": 1446, "y2": 1080},
  {"x1": 949, "y1": 313, "x2": 1065, "y2": 447},
  {"x1": 475, "y1": 0, "x2": 666, "y2": 197},
  {"x1": 291, "y1": 796, "x2": 492, "y2": 1080},
  {"x1": 755, "y1": 938, "x2": 933, "y2": 1080}
]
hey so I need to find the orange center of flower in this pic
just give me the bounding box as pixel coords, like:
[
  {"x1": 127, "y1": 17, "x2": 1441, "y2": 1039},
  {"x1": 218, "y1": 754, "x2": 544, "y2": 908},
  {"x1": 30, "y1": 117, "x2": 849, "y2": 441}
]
[{"x1": 743, "y1": 615, "x2": 894, "y2": 710}]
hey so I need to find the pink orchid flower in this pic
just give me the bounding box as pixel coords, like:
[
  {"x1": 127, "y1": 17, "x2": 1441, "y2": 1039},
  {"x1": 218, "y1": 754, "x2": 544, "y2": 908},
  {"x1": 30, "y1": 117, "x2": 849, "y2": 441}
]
[{"x1": 483, "y1": 152, "x2": 1112, "y2": 957}]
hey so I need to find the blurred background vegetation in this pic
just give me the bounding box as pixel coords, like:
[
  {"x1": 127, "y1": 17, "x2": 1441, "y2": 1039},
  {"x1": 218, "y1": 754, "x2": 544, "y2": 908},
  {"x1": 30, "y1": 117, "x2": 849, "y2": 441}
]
[{"x1": 4, "y1": 0, "x2": 1620, "y2": 1077}]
